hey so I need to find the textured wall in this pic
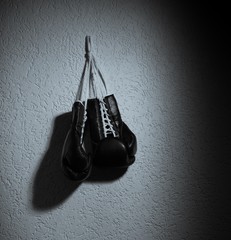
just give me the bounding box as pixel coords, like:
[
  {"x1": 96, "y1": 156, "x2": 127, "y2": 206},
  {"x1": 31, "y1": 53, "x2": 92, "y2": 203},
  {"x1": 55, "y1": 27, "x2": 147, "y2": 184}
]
[{"x1": 0, "y1": 1, "x2": 230, "y2": 239}]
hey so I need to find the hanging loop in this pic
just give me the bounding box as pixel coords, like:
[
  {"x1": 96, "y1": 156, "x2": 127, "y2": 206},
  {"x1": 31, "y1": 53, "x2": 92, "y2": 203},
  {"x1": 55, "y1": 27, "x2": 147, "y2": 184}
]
[
  {"x1": 76, "y1": 36, "x2": 109, "y2": 101},
  {"x1": 85, "y1": 36, "x2": 91, "y2": 61}
]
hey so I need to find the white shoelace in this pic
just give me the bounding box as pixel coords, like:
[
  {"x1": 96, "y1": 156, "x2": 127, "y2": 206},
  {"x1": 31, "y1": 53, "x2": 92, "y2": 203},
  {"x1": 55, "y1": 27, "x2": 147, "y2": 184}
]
[
  {"x1": 99, "y1": 100, "x2": 117, "y2": 138},
  {"x1": 76, "y1": 57, "x2": 90, "y2": 145},
  {"x1": 79, "y1": 103, "x2": 88, "y2": 144}
]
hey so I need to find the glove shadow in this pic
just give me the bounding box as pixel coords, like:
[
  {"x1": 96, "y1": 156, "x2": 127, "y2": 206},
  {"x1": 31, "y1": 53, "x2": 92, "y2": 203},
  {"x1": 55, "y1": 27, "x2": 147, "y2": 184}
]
[
  {"x1": 32, "y1": 112, "x2": 80, "y2": 211},
  {"x1": 86, "y1": 166, "x2": 127, "y2": 182}
]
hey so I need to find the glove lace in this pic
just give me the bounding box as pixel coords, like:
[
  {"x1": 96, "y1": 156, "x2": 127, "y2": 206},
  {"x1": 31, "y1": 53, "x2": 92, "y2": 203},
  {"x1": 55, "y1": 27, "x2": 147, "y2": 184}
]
[
  {"x1": 80, "y1": 109, "x2": 87, "y2": 144},
  {"x1": 99, "y1": 100, "x2": 117, "y2": 138}
]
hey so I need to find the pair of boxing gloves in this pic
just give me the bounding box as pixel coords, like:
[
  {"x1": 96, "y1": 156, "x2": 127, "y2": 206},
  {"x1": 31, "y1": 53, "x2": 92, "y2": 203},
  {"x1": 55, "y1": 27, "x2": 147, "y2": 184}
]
[{"x1": 61, "y1": 94, "x2": 137, "y2": 181}]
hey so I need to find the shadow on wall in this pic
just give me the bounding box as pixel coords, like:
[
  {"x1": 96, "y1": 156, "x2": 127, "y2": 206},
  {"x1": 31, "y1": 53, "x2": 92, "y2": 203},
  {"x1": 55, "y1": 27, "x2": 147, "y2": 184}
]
[{"x1": 32, "y1": 112, "x2": 127, "y2": 211}]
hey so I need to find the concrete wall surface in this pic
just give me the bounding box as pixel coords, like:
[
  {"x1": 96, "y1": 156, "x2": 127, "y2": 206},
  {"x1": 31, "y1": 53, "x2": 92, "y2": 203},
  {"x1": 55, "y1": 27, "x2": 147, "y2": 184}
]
[{"x1": 0, "y1": 1, "x2": 230, "y2": 239}]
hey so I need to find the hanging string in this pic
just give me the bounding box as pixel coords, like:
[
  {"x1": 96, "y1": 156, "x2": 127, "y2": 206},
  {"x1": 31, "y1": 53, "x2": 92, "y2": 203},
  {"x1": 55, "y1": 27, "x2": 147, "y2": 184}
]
[
  {"x1": 75, "y1": 36, "x2": 92, "y2": 144},
  {"x1": 75, "y1": 36, "x2": 116, "y2": 141}
]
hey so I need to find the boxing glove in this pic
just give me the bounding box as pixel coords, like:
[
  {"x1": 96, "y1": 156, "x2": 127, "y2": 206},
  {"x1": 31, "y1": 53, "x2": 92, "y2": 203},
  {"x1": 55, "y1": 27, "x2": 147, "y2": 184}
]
[
  {"x1": 61, "y1": 101, "x2": 92, "y2": 181},
  {"x1": 87, "y1": 94, "x2": 137, "y2": 167}
]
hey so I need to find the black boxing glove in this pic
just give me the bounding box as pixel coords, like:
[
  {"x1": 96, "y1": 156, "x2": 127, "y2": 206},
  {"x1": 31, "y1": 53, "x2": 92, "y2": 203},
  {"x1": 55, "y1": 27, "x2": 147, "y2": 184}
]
[
  {"x1": 61, "y1": 101, "x2": 92, "y2": 181},
  {"x1": 87, "y1": 95, "x2": 137, "y2": 167}
]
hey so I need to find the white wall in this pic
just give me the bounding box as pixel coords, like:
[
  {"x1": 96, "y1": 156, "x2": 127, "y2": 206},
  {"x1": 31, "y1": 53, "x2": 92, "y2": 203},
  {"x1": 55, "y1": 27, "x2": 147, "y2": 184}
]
[{"x1": 0, "y1": 1, "x2": 230, "y2": 239}]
